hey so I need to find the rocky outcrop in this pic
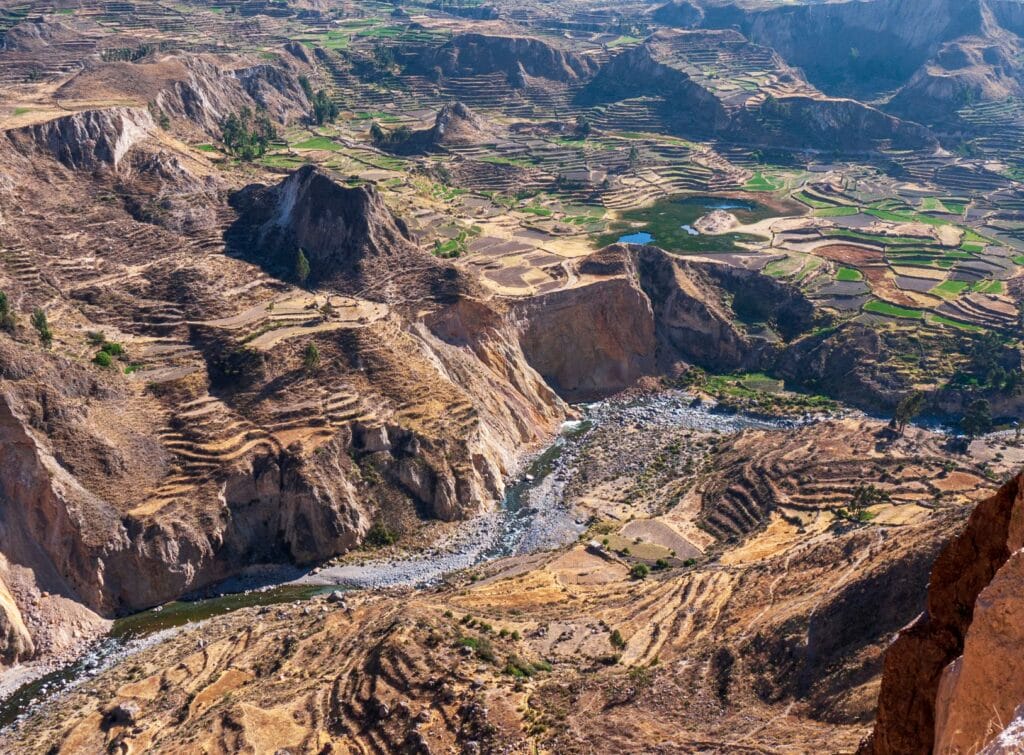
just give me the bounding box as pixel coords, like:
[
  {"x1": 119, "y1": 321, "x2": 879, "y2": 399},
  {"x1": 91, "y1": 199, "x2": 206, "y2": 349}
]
[
  {"x1": 51, "y1": 54, "x2": 310, "y2": 137},
  {"x1": 743, "y1": 95, "x2": 934, "y2": 152},
  {"x1": 652, "y1": 1, "x2": 704, "y2": 29},
  {"x1": 0, "y1": 16, "x2": 85, "y2": 52},
  {"x1": 514, "y1": 276, "x2": 658, "y2": 402},
  {"x1": 375, "y1": 102, "x2": 493, "y2": 155},
  {"x1": 6, "y1": 107, "x2": 155, "y2": 171},
  {"x1": 704, "y1": 0, "x2": 988, "y2": 98},
  {"x1": 154, "y1": 56, "x2": 311, "y2": 134},
  {"x1": 0, "y1": 576, "x2": 33, "y2": 665},
  {"x1": 578, "y1": 32, "x2": 730, "y2": 137},
  {"x1": 885, "y1": 5, "x2": 1024, "y2": 128},
  {"x1": 864, "y1": 472, "x2": 1024, "y2": 754},
  {"x1": 635, "y1": 246, "x2": 817, "y2": 370},
  {"x1": 777, "y1": 323, "x2": 906, "y2": 412},
  {"x1": 581, "y1": 30, "x2": 934, "y2": 151},
  {"x1": 229, "y1": 165, "x2": 431, "y2": 292},
  {"x1": 514, "y1": 245, "x2": 818, "y2": 401},
  {"x1": 412, "y1": 33, "x2": 598, "y2": 84}
]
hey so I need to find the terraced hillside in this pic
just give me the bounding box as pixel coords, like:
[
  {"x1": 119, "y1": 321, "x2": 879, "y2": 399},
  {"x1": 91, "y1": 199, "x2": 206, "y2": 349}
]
[
  {"x1": 3, "y1": 412, "x2": 1017, "y2": 754},
  {"x1": 0, "y1": 1, "x2": 1022, "y2": 752}
]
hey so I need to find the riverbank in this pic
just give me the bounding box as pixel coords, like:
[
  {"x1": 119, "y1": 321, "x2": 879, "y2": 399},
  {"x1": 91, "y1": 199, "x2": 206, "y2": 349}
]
[{"x1": 0, "y1": 392, "x2": 788, "y2": 729}]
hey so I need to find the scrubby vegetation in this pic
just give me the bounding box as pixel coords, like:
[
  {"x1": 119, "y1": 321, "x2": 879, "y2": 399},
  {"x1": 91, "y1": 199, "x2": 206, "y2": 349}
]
[
  {"x1": 30, "y1": 308, "x2": 51, "y2": 348},
  {"x1": 221, "y1": 107, "x2": 277, "y2": 160}
]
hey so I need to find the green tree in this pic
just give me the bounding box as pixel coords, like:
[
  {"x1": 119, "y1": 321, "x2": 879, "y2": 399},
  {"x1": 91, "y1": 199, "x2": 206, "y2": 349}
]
[
  {"x1": 311, "y1": 90, "x2": 339, "y2": 126},
  {"x1": 630, "y1": 563, "x2": 649, "y2": 580},
  {"x1": 893, "y1": 390, "x2": 925, "y2": 436},
  {"x1": 961, "y1": 398, "x2": 993, "y2": 438},
  {"x1": 294, "y1": 248, "x2": 311, "y2": 285},
  {"x1": 0, "y1": 291, "x2": 15, "y2": 332},
  {"x1": 628, "y1": 144, "x2": 640, "y2": 174},
  {"x1": 303, "y1": 342, "x2": 320, "y2": 372},
  {"x1": 574, "y1": 114, "x2": 591, "y2": 140},
  {"x1": 30, "y1": 308, "x2": 52, "y2": 348},
  {"x1": 220, "y1": 107, "x2": 277, "y2": 160}
]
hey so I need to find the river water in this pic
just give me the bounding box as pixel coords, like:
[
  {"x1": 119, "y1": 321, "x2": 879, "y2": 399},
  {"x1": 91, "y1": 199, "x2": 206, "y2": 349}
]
[{"x1": 0, "y1": 393, "x2": 788, "y2": 729}]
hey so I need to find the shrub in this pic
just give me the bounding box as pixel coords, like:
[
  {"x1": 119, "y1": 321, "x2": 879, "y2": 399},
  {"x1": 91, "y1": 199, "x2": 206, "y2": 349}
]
[
  {"x1": 630, "y1": 563, "x2": 650, "y2": 580},
  {"x1": 609, "y1": 629, "x2": 627, "y2": 650},
  {"x1": 364, "y1": 522, "x2": 397, "y2": 548},
  {"x1": 294, "y1": 248, "x2": 311, "y2": 285},
  {"x1": 653, "y1": 559, "x2": 669, "y2": 571},
  {"x1": 458, "y1": 635, "x2": 496, "y2": 663},
  {"x1": 303, "y1": 342, "x2": 320, "y2": 372},
  {"x1": 93, "y1": 350, "x2": 114, "y2": 368},
  {"x1": 31, "y1": 308, "x2": 52, "y2": 347},
  {"x1": 0, "y1": 291, "x2": 15, "y2": 332}
]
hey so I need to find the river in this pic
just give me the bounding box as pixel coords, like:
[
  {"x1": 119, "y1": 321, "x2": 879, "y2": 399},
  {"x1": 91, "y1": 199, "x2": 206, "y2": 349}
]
[{"x1": 0, "y1": 392, "x2": 789, "y2": 729}]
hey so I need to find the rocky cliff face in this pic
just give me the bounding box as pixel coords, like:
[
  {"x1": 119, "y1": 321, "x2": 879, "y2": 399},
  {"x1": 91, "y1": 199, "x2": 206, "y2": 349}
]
[
  {"x1": 652, "y1": 0, "x2": 704, "y2": 28},
  {"x1": 701, "y1": 0, "x2": 987, "y2": 99},
  {"x1": 413, "y1": 33, "x2": 599, "y2": 83},
  {"x1": 153, "y1": 55, "x2": 311, "y2": 135},
  {"x1": 231, "y1": 165, "x2": 457, "y2": 296},
  {"x1": 375, "y1": 102, "x2": 493, "y2": 155},
  {"x1": 6, "y1": 107, "x2": 155, "y2": 171},
  {"x1": 864, "y1": 472, "x2": 1024, "y2": 754},
  {"x1": 0, "y1": 341, "x2": 367, "y2": 616},
  {"x1": 514, "y1": 276, "x2": 658, "y2": 402},
  {"x1": 514, "y1": 245, "x2": 818, "y2": 400},
  {"x1": 582, "y1": 30, "x2": 933, "y2": 151},
  {"x1": 578, "y1": 32, "x2": 731, "y2": 138}
]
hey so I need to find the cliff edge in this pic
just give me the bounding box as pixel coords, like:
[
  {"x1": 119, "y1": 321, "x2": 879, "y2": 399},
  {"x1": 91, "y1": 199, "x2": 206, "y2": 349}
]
[{"x1": 864, "y1": 471, "x2": 1024, "y2": 754}]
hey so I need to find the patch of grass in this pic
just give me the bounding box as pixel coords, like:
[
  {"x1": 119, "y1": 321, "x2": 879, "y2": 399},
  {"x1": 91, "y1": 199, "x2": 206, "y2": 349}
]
[
  {"x1": 606, "y1": 35, "x2": 641, "y2": 48},
  {"x1": 972, "y1": 279, "x2": 1004, "y2": 294},
  {"x1": 744, "y1": 171, "x2": 784, "y2": 192},
  {"x1": 931, "y1": 280, "x2": 970, "y2": 298},
  {"x1": 12, "y1": 107, "x2": 31, "y2": 116},
  {"x1": 814, "y1": 205, "x2": 860, "y2": 217},
  {"x1": 824, "y1": 228, "x2": 932, "y2": 246},
  {"x1": 863, "y1": 300, "x2": 923, "y2": 319},
  {"x1": 457, "y1": 635, "x2": 496, "y2": 663},
  {"x1": 292, "y1": 136, "x2": 342, "y2": 151},
  {"x1": 597, "y1": 195, "x2": 778, "y2": 254},
  {"x1": 835, "y1": 267, "x2": 863, "y2": 282},
  {"x1": 520, "y1": 205, "x2": 553, "y2": 217},
  {"x1": 504, "y1": 655, "x2": 552, "y2": 678},
  {"x1": 793, "y1": 190, "x2": 838, "y2": 209},
  {"x1": 480, "y1": 155, "x2": 533, "y2": 169},
  {"x1": 926, "y1": 314, "x2": 986, "y2": 333},
  {"x1": 865, "y1": 205, "x2": 955, "y2": 228}
]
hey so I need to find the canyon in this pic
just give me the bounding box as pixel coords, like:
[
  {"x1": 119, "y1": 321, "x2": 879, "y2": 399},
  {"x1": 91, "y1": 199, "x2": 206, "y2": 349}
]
[{"x1": 0, "y1": 0, "x2": 1022, "y2": 752}]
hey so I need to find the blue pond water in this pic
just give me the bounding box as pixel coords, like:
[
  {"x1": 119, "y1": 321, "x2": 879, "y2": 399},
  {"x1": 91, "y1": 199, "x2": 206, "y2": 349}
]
[{"x1": 618, "y1": 231, "x2": 654, "y2": 244}]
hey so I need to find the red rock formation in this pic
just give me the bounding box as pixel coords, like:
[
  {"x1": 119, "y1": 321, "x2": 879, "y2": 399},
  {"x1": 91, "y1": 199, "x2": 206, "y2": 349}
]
[{"x1": 864, "y1": 472, "x2": 1024, "y2": 754}]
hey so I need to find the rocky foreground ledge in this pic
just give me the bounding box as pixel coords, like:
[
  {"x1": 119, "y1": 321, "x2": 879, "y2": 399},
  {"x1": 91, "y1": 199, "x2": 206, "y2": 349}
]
[{"x1": 865, "y1": 471, "x2": 1024, "y2": 755}]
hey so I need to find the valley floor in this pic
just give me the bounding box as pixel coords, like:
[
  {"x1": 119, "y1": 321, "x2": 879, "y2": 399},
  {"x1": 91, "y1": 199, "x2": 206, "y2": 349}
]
[{"x1": 1, "y1": 390, "x2": 1019, "y2": 753}]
